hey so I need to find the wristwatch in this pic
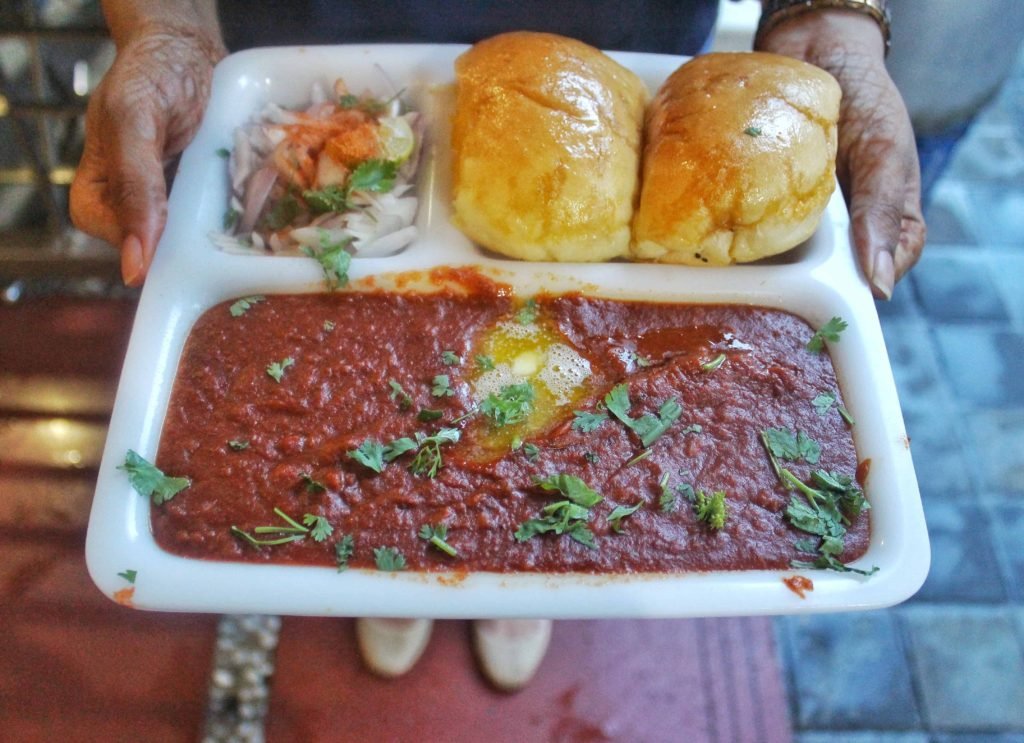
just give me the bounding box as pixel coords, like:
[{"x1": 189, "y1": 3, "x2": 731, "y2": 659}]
[{"x1": 755, "y1": 0, "x2": 892, "y2": 55}]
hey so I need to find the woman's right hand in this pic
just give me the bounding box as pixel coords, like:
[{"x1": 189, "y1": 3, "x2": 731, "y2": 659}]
[{"x1": 70, "y1": 21, "x2": 225, "y2": 285}]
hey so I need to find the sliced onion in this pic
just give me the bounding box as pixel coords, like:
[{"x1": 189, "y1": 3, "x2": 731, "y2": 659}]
[
  {"x1": 239, "y1": 166, "x2": 277, "y2": 234},
  {"x1": 357, "y1": 225, "x2": 418, "y2": 257}
]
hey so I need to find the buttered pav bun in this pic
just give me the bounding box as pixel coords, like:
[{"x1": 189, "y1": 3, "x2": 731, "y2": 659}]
[
  {"x1": 451, "y1": 32, "x2": 647, "y2": 262},
  {"x1": 632, "y1": 52, "x2": 841, "y2": 266}
]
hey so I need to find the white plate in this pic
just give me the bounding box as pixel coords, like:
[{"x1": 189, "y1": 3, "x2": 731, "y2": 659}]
[{"x1": 86, "y1": 45, "x2": 929, "y2": 618}]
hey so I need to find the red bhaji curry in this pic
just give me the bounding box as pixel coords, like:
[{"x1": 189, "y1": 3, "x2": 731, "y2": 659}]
[{"x1": 152, "y1": 269, "x2": 870, "y2": 574}]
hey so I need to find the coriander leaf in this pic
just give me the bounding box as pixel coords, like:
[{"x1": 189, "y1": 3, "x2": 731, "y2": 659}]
[
  {"x1": 523, "y1": 442, "x2": 541, "y2": 462},
  {"x1": 223, "y1": 207, "x2": 240, "y2": 231},
  {"x1": 628, "y1": 350, "x2": 652, "y2": 368},
  {"x1": 323, "y1": 320, "x2": 336, "y2": 332},
  {"x1": 338, "y1": 93, "x2": 359, "y2": 108},
  {"x1": 676, "y1": 482, "x2": 697, "y2": 504},
  {"x1": 119, "y1": 450, "x2": 191, "y2": 505},
  {"x1": 118, "y1": 569, "x2": 137, "y2": 584},
  {"x1": 302, "y1": 514, "x2": 333, "y2": 542},
  {"x1": 793, "y1": 537, "x2": 819, "y2": 553},
  {"x1": 232, "y1": 526, "x2": 304, "y2": 548},
  {"x1": 516, "y1": 299, "x2": 538, "y2": 325},
  {"x1": 658, "y1": 473, "x2": 678, "y2": 513},
  {"x1": 303, "y1": 237, "x2": 352, "y2": 291},
  {"x1": 839, "y1": 406, "x2": 856, "y2": 426},
  {"x1": 604, "y1": 384, "x2": 682, "y2": 446},
  {"x1": 229, "y1": 295, "x2": 265, "y2": 317},
  {"x1": 806, "y1": 316, "x2": 848, "y2": 354},
  {"x1": 348, "y1": 159, "x2": 399, "y2": 193},
  {"x1": 335, "y1": 534, "x2": 355, "y2": 571},
  {"x1": 812, "y1": 391, "x2": 837, "y2": 416},
  {"x1": 431, "y1": 374, "x2": 454, "y2": 398},
  {"x1": 228, "y1": 439, "x2": 249, "y2": 451},
  {"x1": 383, "y1": 436, "x2": 418, "y2": 462},
  {"x1": 475, "y1": 354, "x2": 495, "y2": 371},
  {"x1": 762, "y1": 427, "x2": 821, "y2": 464},
  {"x1": 441, "y1": 350, "x2": 461, "y2": 366},
  {"x1": 417, "y1": 408, "x2": 443, "y2": 422},
  {"x1": 216, "y1": 147, "x2": 230, "y2": 158},
  {"x1": 347, "y1": 439, "x2": 385, "y2": 473},
  {"x1": 389, "y1": 379, "x2": 414, "y2": 410},
  {"x1": 566, "y1": 521, "x2": 597, "y2": 548},
  {"x1": 300, "y1": 473, "x2": 326, "y2": 493},
  {"x1": 744, "y1": 126, "x2": 762, "y2": 137},
  {"x1": 407, "y1": 428, "x2": 460, "y2": 478},
  {"x1": 626, "y1": 449, "x2": 652, "y2": 466},
  {"x1": 584, "y1": 451, "x2": 600, "y2": 464},
  {"x1": 791, "y1": 553, "x2": 879, "y2": 576},
  {"x1": 572, "y1": 409, "x2": 608, "y2": 433},
  {"x1": 302, "y1": 184, "x2": 349, "y2": 214},
  {"x1": 694, "y1": 490, "x2": 727, "y2": 529},
  {"x1": 701, "y1": 353, "x2": 727, "y2": 372},
  {"x1": 534, "y1": 473, "x2": 603, "y2": 507},
  {"x1": 418, "y1": 523, "x2": 458, "y2": 557},
  {"x1": 607, "y1": 502, "x2": 642, "y2": 533},
  {"x1": 374, "y1": 546, "x2": 407, "y2": 571},
  {"x1": 680, "y1": 424, "x2": 703, "y2": 435},
  {"x1": 481, "y1": 382, "x2": 534, "y2": 427},
  {"x1": 266, "y1": 357, "x2": 294, "y2": 383},
  {"x1": 261, "y1": 194, "x2": 299, "y2": 231}
]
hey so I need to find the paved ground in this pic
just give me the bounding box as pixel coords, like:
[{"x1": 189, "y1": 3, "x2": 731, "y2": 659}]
[{"x1": 776, "y1": 45, "x2": 1024, "y2": 743}]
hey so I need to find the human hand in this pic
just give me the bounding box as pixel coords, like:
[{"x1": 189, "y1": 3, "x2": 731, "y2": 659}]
[
  {"x1": 70, "y1": 22, "x2": 225, "y2": 285},
  {"x1": 757, "y1": 10, "x2": 926, "y2": 299}
]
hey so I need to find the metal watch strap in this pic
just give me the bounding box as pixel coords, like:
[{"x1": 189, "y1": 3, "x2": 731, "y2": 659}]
[{"x1": 755, "y1": 0, "x2": 892, "y2": 55}]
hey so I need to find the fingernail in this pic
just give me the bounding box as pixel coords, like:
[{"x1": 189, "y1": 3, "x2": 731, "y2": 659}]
[
  {"x1": 121, "y1": 234, "x2": 144, "y2": 286},
  {"x1": 871, "y1": 250, "x2": 895, "y2": 300}
]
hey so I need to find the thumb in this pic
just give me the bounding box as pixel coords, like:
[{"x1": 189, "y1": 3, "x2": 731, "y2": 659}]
[
  {"x1": 846, "y1": 144, "x2": 906, "y2": 300},
  {"x1": 109, "y1": 109, "x2": 169, "y2": 285}
]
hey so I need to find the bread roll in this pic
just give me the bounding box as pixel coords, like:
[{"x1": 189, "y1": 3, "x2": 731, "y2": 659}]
[
  {"x1": 632, "y1": 52, "x2": 841, "y2": 266},
  {"x1": 451, "y1": 32, "x2": 647, "y2": 262}
]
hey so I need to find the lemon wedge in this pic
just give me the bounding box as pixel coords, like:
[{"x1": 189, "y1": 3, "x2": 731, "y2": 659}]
[{"x1": 378, "y1": 116, "x2": 415, "y2": 163}]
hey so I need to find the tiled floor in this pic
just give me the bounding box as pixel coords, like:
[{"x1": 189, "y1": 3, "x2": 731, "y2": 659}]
[{"x1": 776, "y1": 45, "x2": 1024, "y2": 742}]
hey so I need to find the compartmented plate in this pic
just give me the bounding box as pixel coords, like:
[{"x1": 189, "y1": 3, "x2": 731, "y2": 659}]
[{"x1": 85, "y1": 45, "x2": 928, "y2": 617}]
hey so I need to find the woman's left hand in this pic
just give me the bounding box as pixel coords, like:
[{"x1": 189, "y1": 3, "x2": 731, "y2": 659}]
[{"x1": 758, "y1": 9, "x2": 926, "y2": 299}]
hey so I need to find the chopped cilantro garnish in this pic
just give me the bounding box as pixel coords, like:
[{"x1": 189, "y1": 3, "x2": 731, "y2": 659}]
[
  {"x1": 806, "y1": 316, "x2": 847, "y2": 353},
  {"x1": 300, "y1": 473, "x2": 327, "y2": 493},
  {"x1": 119, "y1": 450, "x2": 190, "y2": 505},
  {"x1": 604, "y1": 384, "x2": 682, "y2": 447},
  {"x1": 349, "y1": 159, "x2": 399, "y2": 193},
  {"x1": 266, "y1": 357, "x2": 294, "y2": 383},
  {"x1": 694, "y1": 490, "x2": 727, "y2": 529},
  {"x1": 658, "y1": 473, "x2": 677, "y2": 513},
  {"x1": 261, "y1": 194, "x2": 299, "y2": 231},
  {"x1": 382, "y1": 428, "x2": 460, "y2": 478},
  {"x1": 431, "y1": 374, "x2": 454, "y2": 398},
  {"x1": 516, "y1": 299, "x2": 538, "y2": 325},
  {"x1": 744, "y1": 126, "x2": 762, "y2": 137},
  {"x1": 812, "y1": 391, "x2": 837, "y2": 415},
  {"x1": 839, "y1": 406, "x2": 855, "y2": 426},
  {"x1": 303, "y1": 514, "x2": 333, "y2": 542},
  {"x1": 762, "y1": 427, "x2": 821, "y2": 464},
  {"x1": 419, "y1": 523, "x2": 458, "y2": 557},
  {"x1": 216, "y1": 147, "x2": 230, "y2": 158},
  {"x1": 303, "y1": 235, "x2": 352, "y2": 290},
  {"x1": 323, "y1": 320, "x2": 336, "y2": 332},
  {"x1": 335, "y1": 534, "x2": 355, "y2": 571},
  {"x1": 628, "y1": 350, "x2": 652, "y2": 368},
  {"x1": 475, "y1": 354, "x2": 495, "y2": 371},
  {"x1": 572, "y1": 409, "x2": 608, "y2": 433},
  {"x1": 441, "y1": 350, "x2": 461, "y2": 366},
  {"x1": 223, "y1": 207, "x2": 240, "y2": 231},
  {"x1": 228, "y1": 439, "x2": 249, "y2": 451},
  {"x1": 338, "y1": 93, "x2": 359, "y2": 108},
  {"x1": 418, "y1": 408, "x2": 443, "y2": 422},
  {"x1": 701, "y1": 353, "x2": 726, "y2": 372},
  {"x1": 534, "y1": 473, "x2": 603, "y2": 507},
  {"x1": 303, "y1": 184, "x2": 349, "y2": 214},
  {"x1": 523, "y1": 442, "x2": 541, "y2": 462},
  {"x1": 481, "y1": 382, "x2": 534, "y2": 427},
  {"x1": 347, "y1": 439, "x2": 385, "y2": 473},
  {"x1": 389, "y1": 379, "x2": 414, "y2": 410},
  {"x1": 607, "y1": 502, "x2": 642, "y2": 533},
  {"x1": 117, "y1": 569, "x2": 137, "y2": 584},
  {"x1": 374, "y1": 546, "x2": 407, "y2": 571},
  {"x1": 229, "y1": 295, "x2": 265, "y2": 317},
  {"x1": 231, "y1": 507, "x2": 310, "y2": 548},
  {"x1": 626, "y1": 449, "x2": 652, "y2": 466}
]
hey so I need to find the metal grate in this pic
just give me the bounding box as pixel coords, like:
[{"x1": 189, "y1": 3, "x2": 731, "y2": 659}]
[{"x1": 0, "y1": 0, "x2": 118, "y2": 278}]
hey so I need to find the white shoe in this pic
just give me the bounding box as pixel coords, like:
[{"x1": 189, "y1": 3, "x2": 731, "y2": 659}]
[
  {"x1": 472, "y1": 619, "x2": 552, "y2": 692},
  {"x1": 356, "y1": 618, "x2": 434, "y2": 678}
]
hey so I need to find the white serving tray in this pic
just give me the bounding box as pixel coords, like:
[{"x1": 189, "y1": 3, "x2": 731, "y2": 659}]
[{"x1": 86, "y1": 45, "x2": 929, "y2": 618}]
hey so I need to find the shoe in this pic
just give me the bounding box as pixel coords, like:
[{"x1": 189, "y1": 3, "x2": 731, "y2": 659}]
[
  {"x1": 472, "y1": 619, "x2": 552, "y2": 692},
  {"x1": 356, "y1": 618, "x2": 433, "y2": 678}
]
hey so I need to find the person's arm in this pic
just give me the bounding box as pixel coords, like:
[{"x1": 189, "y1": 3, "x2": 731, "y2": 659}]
[
  {"x1": 755, "y1": 3, "x2": 926, "y2": 299},
  {"x1": 70, "y1": 1, "x2": 226, "y2": 285}
]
